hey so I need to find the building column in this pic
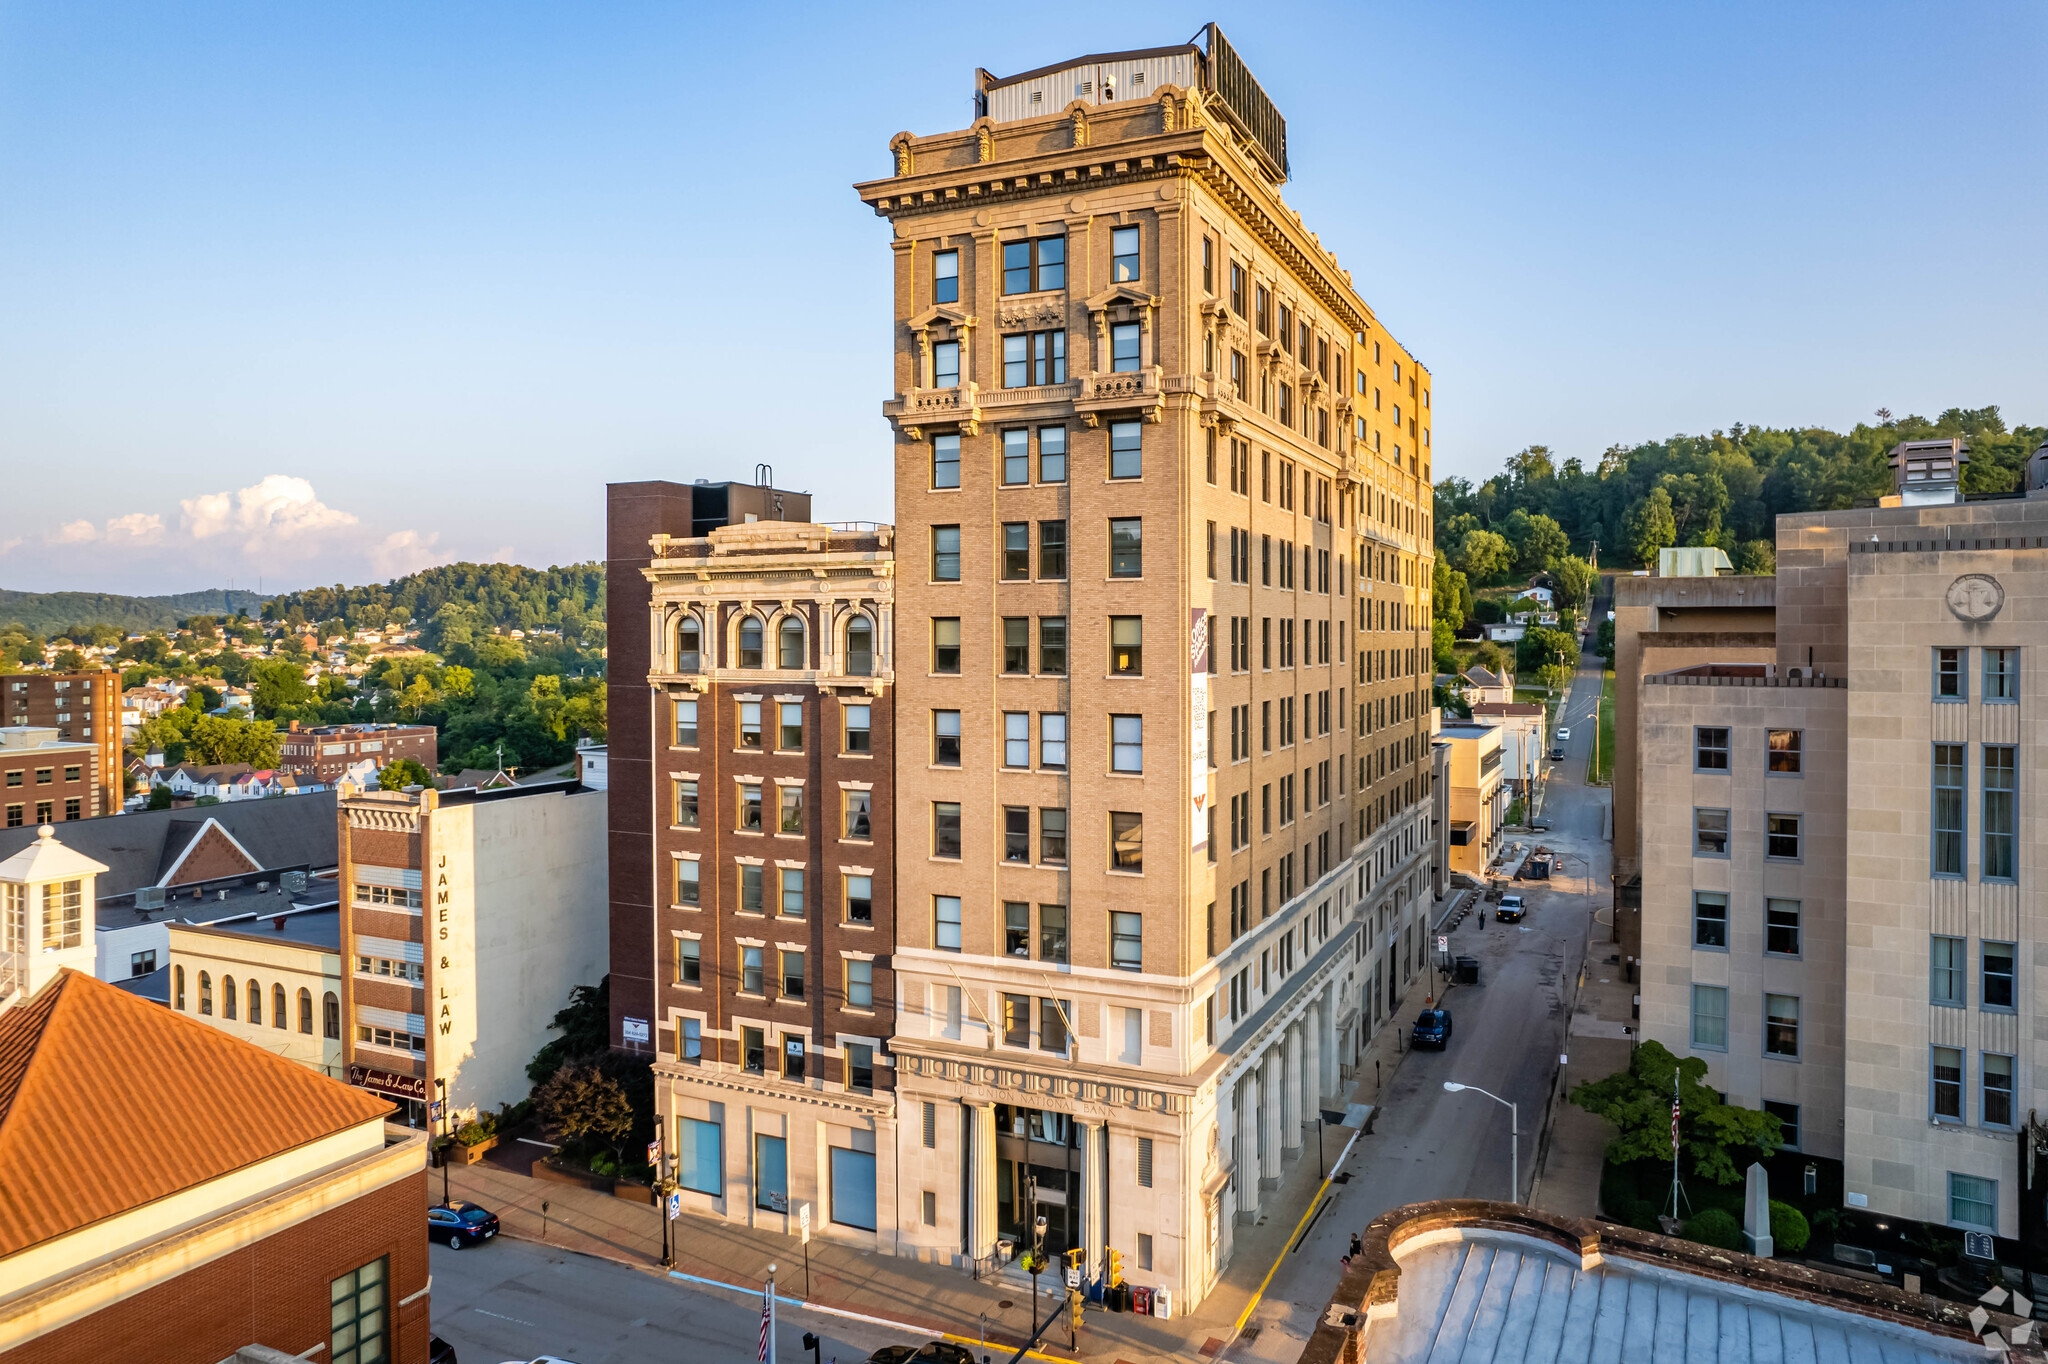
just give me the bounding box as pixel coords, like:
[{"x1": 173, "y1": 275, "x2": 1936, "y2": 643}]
[
  {"x1": 1077, "y1": 1118, "x2": 1106, "y2": 1281},
  {"x1": 1280, "y1": 1023, "x2": 1303, "y2": 1158},
  {"x1": 1236, "y1": 1075, "x2": 1261, "y2": 1217},
  {"x1": 1258, "y1": 1052, "x2": 1283, "y2": 1188},
  {"x1": 1320, "y1": 982, "x2": 1341, "y2": 1098},
  {"x1": 1303, "y1": 1001, "x2": 1325, "y2": 1117},
  {"x1": 967, "y1": 1101, "x2": 997, "y2": 1264}
]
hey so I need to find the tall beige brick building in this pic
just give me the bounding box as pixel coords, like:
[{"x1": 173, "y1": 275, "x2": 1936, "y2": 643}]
[
  {"x1": 852, "y1": 29, "x2": 1437, "y2": 1307},
  {"x1": 1636, "y1": 438, "x2": 2048, "y2": 1247}
]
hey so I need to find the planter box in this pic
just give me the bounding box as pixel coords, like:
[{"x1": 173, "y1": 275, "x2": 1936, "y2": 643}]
[
  {"x1": 612, "y1": 1181, "x2": 653, "y2": 1206},
  {"x1": 455, "y1": 1134, "x2": 498, "y2": 1165}
]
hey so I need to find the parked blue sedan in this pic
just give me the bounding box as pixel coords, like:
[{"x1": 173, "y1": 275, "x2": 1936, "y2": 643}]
[
  {"x1": 429, "y1": 1201, "x2": 500, "y2": 1248},
  {"x1": 1411, "y1": 1008, "x2": 1455, "y2": 1049}
]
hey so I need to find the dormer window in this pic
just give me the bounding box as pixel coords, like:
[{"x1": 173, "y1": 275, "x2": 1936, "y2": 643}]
[{"x1": 1002, "y1": 236, "x2": 1065, "y2": 294}]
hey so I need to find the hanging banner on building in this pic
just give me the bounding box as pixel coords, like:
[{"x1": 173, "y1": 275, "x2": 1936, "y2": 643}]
[{"x1": 1190, "y1": 608, "x2": 1211, "y2": 851}]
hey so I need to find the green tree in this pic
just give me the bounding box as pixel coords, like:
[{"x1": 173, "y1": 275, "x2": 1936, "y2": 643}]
[
  {"x1": 1548, "y1": 555, "x2": 1595, "y2": 612},
  {"x1": 183, "y1": 714, "x2": 283, "y2": 768},
  {"x1": 1454, "y1": 529, "x2": 1513, "y2": 584},
  {"x1": 248, "y1": 658, "x2": 314, "y2": 717},
  {"x1": 1432, "y1": 560, "x2": 1468, "y2": 630},
  {"x1": 52, "y1": 648, "x2": 86, "y2": 671},
  {"x1": 527, "y1": 980, "x2": 613, "y2": 1083},
  {"x1": 1570, "y1": 1040, "x2": 1783, "y2": 1185},
  {"x1": 1625, "y1": 487, "x2": 1678, "y2": 565},
  {"x1": 533, "y1": 1061, "x2": 634, "y2": 1164},
  {"x1": 146, "y1": 784, "x2": 175, "y2": 810},
  {"x1": 1516, "y1": 626, "x2": 1577, "y2": 676},
  {"x1": 1432, "y1": 619, "x2": 1459, "y2": 674},
  {"x1": 1734, "y1": 539, "x2": 1776, "y2": 575},
  {"x1": 378, "y1": 758, "x2": 435, "y2": 791},
  {"x1": 398, "y1": 675, "x2": 439, "y2": 718}
]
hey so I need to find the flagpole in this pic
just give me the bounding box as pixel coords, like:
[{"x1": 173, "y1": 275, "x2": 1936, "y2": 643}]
[{"x1": 768, "y1": 1263, "x2": 778, "y2": 1363}]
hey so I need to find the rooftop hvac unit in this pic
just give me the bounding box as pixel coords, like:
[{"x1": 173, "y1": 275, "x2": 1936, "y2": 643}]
[
  {"x1": 282, "y1": 870, "x2": 308, "y2": 891},
  {"x1": 135, "y1": 885, "x2": 166, "y2": 912}
]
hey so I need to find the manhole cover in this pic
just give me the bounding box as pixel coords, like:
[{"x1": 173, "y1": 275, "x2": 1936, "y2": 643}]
[{"x1": 998, "y1": 1300, "x2": 1014, "y2": 1310}]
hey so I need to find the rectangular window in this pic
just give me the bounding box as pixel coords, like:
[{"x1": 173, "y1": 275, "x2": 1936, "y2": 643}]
[
  {"x1": 1984, "y1": 647, "x2": 2018, "y2": 701},
  {"x1": 995, "y1": 616, "x2": 1028, "y2": 675},
  {"x1": 674, "y1": 699, "x2": 698, "y2": 746},
  {"x1": 846, "y1": 956, "x2": 875, "y2": 1010},
  {"x1": 673, "y1": 780, "x2": 699, "y2": 828},
  {"x1": 845, "y1": 1039, "x2": 874, "y2": 1091},
  {"x1": 1040, "y1": 902, "x2": 1068, "y2": 962},
  {"x1": 1694, "y1": 726, "x2": 1729, "y2": 771},
  {"x1": 678, "y1": 938, "x2": 701, "y2": 985},
  {"x1": 1003, "y1": 810, "x2": 1029, "y2": 863},
  {"x1": 737, "y1": 701, "x2": 762, "y2": 750},
  {"x1": 1001, "y1": 522, "x2": 1029, "y2": 579},
  {"x1": 1230, "y1": 261, "x2": 1245, "y2": 313},
  {"x1": 1110, "y1": 911, "x2": 1143, "y2": 971},
  {"x1": 934, "y1": 895, "x2": 961, "y2": 951},
  {"x1": 932, "y1": 433, "x2": 961, "y2": 489},
  {"x1": 1110, "y1": 322, "x2": 1141, "y2": 373},
  {"x1": 845, "y1": 874, "x2": 873, "y2": 923},
  {"x1": 1003, "y1": 900, "x2": 1030, "y2": 955},
  {"x1": 738, "y1": 783, "x2": 763, "y2": 831},
  {"x1": 1935, "y1": 646, "x2": 1965, "y2": 699},
  {"x1": 1109, "y1": 421, "x2": 1142, "y2": 479},
  {"x1": 1040, "y1": 809, "x2": 1068, "y2": 866},
  {"x1": 933, "y1": 710, "x2": 961, "y2": 766},
  {"x1": 1002, "y1": 235, "x2": 1064, "y2": 293},
  {"x1": 740, "y1": 865, "x2": 764, "y2": 914},
  {"x1": 1983, "y1": 745, "x2": 2016, "y2": 880},
  {"x1": 933, "y1": 249, "x2": 958, "y2": 303},
  {"x1": 932, "y1": 340, "x2": 959, "y2": 388},
  {"x1": 681, "y1": 1017, "x2": 702, "y2": 1060},
  {"x1": 932, "y1": 525, "x2": 961, "y2": 581},
  {"x1": 780, "y1": 866, "x2": 805, "y2": 916},
  {"x1": 783, "y1": 1035, "x2": 805, "y2": 1080},
  {"x1": 831, "y1": 1146, "x2": 878, "y2": 1231},
  {"x1": 1039, "y1": 426, "x2": 1067, "y2": 482},
  {"x1": 1983, "y1": 941, "x2": 2016, "y2": 1010},
  {"x1": 1111, "y1": 715, "x2": 1143, "y2": 773},
  {"x1": 1202, "y1": 236, "x2": 1214, "y2": 292},
  {"x1": 842, "y1": 788, "x2": 871, "y2": 840},
  {"x1": 1001, "y1": 992, "x2": 1031, "y2": 1047},
  {"x1": 1762, "y1": 1100, "x2": 1799, "y2": 1151},
  {"x1": 1949, "y1": 1172, "x2": 1995, "y2": 1229},
  {"x1": 1690, "y1": 984, "x2": 1728, "y2": 1051},
  {"x1": 1767, "y1": 729, "x2": 1801, "y2": 773},
  {"x1": 680, "y1": 1115, "x2": 722, "y2": 1191},
  {"x1": 1764, "y1": 993, "x2": 1799, "y2": 1058},
  {"x1": 999, "y1": 428, "x2": 1029, "y2": 485},
  {"x1": 1933, "y1": 742, "x2": 1966, "y2": 875},
  {"x1": 1111, "y1": 225, "x2": 1140, "y2": 282},
  {"x1": 1110, "y1": 811, "x2": 1142, "y2": 872},
  {"x1": 1002, "y1": 330, "x2": 1066, "y2": 386},
  {"x1": 329, "y1": 1258, "x2": 388, "y2": 1364},
  {"x1": 1040, "y1": 713, "x2": 1067, "y2": 769},
  {"x1": 1692, "y1": 892, "x2": 1728, "y2": 949},
  {"x1": 779, "y1": 702, "x2": 803, "y2": 752},
  {"x1": 1111, "y1": 616, "x2": 1143, "y2": 675},
  {"x1": 1932, "y1": 1047, "x2": 1964, "y2": 1122},
  {"x1": 779, "y1": 786, "x2": 804, "y2": 834},
  {"x1": 1931, "y1": 935, "x2": 1965, "y2": 1006},
  {"x1": 933, "y1": 802, "x2": 961, "y2": 858},
  {"x1": 1109, "y1": 518, "x2": 1142, "y2": 577},
  {"x1": 844, "y1": 704, "x2": 872, "y2": 754},
  {"x1": 1766, "y1": 898, "x2": 1800, "y2": 956},
  {"x1": 1039, "y1": 998, "x2": 1070, "y2": 1055},
  {"x1": 1694, "y1": 807, "x2": 1729, "y2": 855},
  {"x1": 781, "y1": 949, "x2": 805, "y2": 998},
  {"x1": 1766, "y1": 813, "x2": 1800, "y2": 860},
  {"x1": 675, "y1": 859, "x2": 700, "y2": 906},
  {"x1": 1984, "y1": 1053, "x2": 2015, "y2": 1127},
  {"x1": 1039, "y1": 519, "x2": 1067, "y2": 578},
  {"x1": 741, "y1": 949, "x2": 765, "y2": 996},
  {"x1": 932, "y1": 618, "x2": 960, "y2": 673}
]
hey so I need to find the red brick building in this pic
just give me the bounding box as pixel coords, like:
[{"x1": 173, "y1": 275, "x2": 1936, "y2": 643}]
[
  {"x1": 280, "y1": 722, "x2": 438, "y2": 783},
  {"x1": 0, "y1": 970, "x2": 430, "y2": 1364},
  {"x1": 0, "y1": 729, "x2": 98, "y2": 829},
  {"x1": 2, "y1": 671, "x2": 119, "y2": 817}
]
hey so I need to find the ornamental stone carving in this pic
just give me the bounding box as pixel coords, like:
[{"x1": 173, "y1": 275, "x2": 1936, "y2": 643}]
[{"x1": 1946, "y1": 573, "x2": 2004, "y2": 622}]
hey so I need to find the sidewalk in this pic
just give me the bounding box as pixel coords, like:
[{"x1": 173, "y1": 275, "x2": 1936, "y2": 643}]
[
  {"x1": 432, "y1": 1117, "x2": 1380, "y2": 1364},
  {"x1": 1528, "y1": 907, "x2": 1630, "y2": 1219}
]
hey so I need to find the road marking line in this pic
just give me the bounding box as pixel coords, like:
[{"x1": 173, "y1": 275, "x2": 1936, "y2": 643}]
[
  {"x1": 1227, "y1": 1127, "x2": 1363, "y2": 1351},
  {"x1": 665, "y1": 1269, "x2": 1075, "y2": 1362},
  {"x1": 475, "y1": 1308, "x2": 536, "y2": 1326}
]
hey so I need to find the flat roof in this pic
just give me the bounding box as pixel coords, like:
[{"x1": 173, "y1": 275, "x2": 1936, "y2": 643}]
[{"x1": 170, "y1": 905, "x2": 341, "y2": 951}]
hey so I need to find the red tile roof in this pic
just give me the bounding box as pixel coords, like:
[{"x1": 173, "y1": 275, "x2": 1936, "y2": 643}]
[{"x1": 0, "y1": 969, "x2": 392, "y2": 1258}]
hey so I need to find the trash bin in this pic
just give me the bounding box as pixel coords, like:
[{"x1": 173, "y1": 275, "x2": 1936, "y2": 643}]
[{"x1": 1454, "y1": 956, "x2": 1480, "y2": 984}]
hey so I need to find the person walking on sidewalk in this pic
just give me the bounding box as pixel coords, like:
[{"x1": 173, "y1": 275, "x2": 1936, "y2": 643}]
[{"x1": 1349, "y1": 1232, "x2": 1363, "y2": 1261}]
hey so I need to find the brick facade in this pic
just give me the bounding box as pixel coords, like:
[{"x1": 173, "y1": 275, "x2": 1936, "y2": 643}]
[
  {"x1": 1, "y1": 672, "x2": 119, "y2": 818},
  {"x1": 279, "y1": 724, "x2": 437, "y2": 783}
]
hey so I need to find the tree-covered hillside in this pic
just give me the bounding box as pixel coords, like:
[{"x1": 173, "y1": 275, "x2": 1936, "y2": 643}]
[
  {"x1": 0, "y1": 587, "x2": 267, "y2": 636},
  {"x1": 1434, "y1": 407, "x2": 2042, "y2": 573},
  {"x1": 260, "y1": 561, "x2": 604, "y2": 636}
]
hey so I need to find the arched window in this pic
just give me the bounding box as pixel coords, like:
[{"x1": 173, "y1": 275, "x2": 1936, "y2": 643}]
[
  {"x1": 778, "y1": 616, "x2": 806, "y2": 670},
  {"x1": 846, "y1": 618, "x2": 874, "y2": 677},
  {"x1": 273, "y1": 983, "x2": 287, "y2": 1029},
  {"x1": 298, "y1": 987, "x2": 314, "y2": 1034},
  {"x1": 174, "y1": 965, "x2": 186, "y2": 1011},
  {"x1": 222, "y1": 976, "x2": 237, "y2": 1020},
  {"x1": 323, "y1": 991, "x2": 340, "y2": 1040},
  {"x1": 247, "y1": 979, "x2": 262, "y2": 1026},
  {"x1": 198, "y1": 971, "x2": 213, "y2": 1015},
  {"x1": 738, "y1": 616, "x2": 765, "y2": 669},
  {"x1": 677, "y1": 617, "x2": 702, "y2": 672}
]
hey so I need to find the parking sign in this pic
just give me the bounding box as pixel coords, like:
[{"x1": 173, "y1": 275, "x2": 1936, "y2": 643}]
[{"x1": 666, "y1": 1190, "x2": 682, "y2": 1221}]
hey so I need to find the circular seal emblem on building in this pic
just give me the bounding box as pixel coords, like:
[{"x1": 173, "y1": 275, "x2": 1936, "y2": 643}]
[{"x1": 1946, "y1": 573, "x2": 2004, "y2": 622}]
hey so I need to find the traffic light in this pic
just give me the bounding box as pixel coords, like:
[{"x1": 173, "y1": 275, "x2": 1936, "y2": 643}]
[{"x1": 1107, "y1": 1248, "x2": 1124, "y2": 1288}]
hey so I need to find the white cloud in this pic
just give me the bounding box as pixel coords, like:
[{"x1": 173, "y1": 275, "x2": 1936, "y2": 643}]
[
  {"x1": 0, "y1": 537, "x2": 23, "y2": 555},
  {"x1": 52, "y1": 520, "x2": 97, "y2": 544},
  {"x1": 180, "y1": 474, "x2": 358, "y2": 548},
  {"x1": 369, "y1": 529, "x2": 458, "y2": 578},
  {"x1": 104, "y1": 512, "x2": 164, "y2": 543}
]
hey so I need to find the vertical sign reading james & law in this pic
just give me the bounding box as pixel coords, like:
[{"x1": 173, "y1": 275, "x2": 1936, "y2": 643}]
[
  {"x1": 431, "y1": 804, "x2": 478, "y2": 1113},
  {"x1": 1190, "y1": 608, "x2": 1210, "y2": 851}
]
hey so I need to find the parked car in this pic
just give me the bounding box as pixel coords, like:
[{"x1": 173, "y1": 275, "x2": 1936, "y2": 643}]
[
  {"x1": 429, "y1": 1338, "x2": 457, "y2": 1364},
  {"x1": 496, "y1": 1357, "x2": 581, "y2": 1364},
  {"x1": 1497, "y1": 893, "x2": 1526, "y2": 923},
  {"x1": 429, "y1": 1201, "x2": 500, "y2": 1248},
  {"x1": 868, "y1": 1345, "x2": 975, "y2": 1364},
  {"x1": 1556, "y1": 727, "x2": 1572, "y2": 743},
  {"x1": 1411, "y1": 1008, "x2": 1454, "y2": 1049}
]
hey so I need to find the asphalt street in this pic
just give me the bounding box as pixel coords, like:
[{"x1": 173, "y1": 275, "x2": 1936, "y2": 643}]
[
  {"x1": 1226, "y1": 653, "x2": 1613, "y2": 1364},
  {"x1": 427, "y1": 1236, "x2": 918, "y2": 1364}
]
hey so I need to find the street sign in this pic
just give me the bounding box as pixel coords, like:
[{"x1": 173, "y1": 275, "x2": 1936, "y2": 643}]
[
  {"x1": 1964, "y1": 1230, "x2": 1994, "y2": 1260},
  {"x1": 1065, "y1": 1266, "x2": 1081, "y2": 1289},
  {"x1": 666, "y1": 1190, "x2": 681, "y2": 1221},
  {"x1": 799, "y1": 1201, "x2": 812, "y2": 1244},
  {"x1": 1436, "y1": 935, "x2": 1448, "y2": 952}
]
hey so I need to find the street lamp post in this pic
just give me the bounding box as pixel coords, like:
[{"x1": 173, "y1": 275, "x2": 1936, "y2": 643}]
[
  {"x1": 1443, "y1": 1081, "x2": 1519, "y2": 1203},
  {"x1": 433, "y1": 1077, "x2": 450, "y2": 1205}
]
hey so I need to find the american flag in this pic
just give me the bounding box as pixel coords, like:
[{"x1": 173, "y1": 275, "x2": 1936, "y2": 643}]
[
  {"x1": 758, "y1": 1281, "x2": 771, "y2": 1362},
  {"x1": 1671, "y1": 1094, "x2": 1681, "y2": 1153}
]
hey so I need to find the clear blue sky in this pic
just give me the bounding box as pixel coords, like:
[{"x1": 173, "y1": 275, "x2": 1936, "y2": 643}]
[{"x1": 3, "y1": 2, "x2": 2042, "y2": 594}]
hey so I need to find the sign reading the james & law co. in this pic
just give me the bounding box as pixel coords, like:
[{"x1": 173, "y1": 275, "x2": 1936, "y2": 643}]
[{"x1": 348, "y1": 1064, "x2": 426, "y2": 1102}]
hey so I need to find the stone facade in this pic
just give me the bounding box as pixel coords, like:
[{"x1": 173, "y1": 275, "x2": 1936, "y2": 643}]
[{"x1": 853, "y1": 36, "x2": 1437, "y2": 1308}]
